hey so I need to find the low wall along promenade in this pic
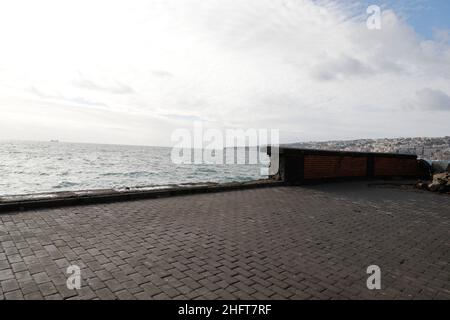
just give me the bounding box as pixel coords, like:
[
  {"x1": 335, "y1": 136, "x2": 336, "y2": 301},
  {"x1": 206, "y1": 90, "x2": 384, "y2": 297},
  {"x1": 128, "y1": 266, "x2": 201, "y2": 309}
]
[{"x1": 268, "y1": 147, "x2": 428, "y2": 184}]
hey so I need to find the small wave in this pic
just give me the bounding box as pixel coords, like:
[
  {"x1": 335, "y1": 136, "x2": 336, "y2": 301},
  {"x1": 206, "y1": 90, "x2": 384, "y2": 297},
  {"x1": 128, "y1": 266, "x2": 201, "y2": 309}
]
[
  {"x1": 195, "y1": 167, "x2": 218, "y2": 174},
  {"x1": 100, "y1": 171, "x2": 156, "y2": 177},
  {"x1": 53, "y1": 181, "x2": 79, "y2": 189},
  {"x1": 126, "y1": 171, "x2": 156, "y2": 177},
  {"x1": 100, "y1": 172, "x2": 123, "y2": 177}
]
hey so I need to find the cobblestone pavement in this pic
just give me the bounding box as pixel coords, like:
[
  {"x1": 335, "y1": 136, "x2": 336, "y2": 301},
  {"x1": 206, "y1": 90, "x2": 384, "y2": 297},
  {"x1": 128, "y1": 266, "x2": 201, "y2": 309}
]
[{"x1": 1, "y1": 182, "x2": 449, "y2": 300}]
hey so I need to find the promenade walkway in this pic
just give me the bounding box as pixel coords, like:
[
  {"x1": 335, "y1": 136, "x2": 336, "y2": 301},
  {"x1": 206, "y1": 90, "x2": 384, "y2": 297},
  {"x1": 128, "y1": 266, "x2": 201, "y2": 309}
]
[{"x1": 0, "y1": 181, "x2": 449, "y2": 299}]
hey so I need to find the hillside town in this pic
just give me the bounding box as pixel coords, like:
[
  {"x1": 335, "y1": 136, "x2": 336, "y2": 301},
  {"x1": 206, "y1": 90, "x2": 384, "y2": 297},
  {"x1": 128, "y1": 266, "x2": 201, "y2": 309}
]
[{"x1": 288, "y1": 136, "x2": 450, "y2": 160}]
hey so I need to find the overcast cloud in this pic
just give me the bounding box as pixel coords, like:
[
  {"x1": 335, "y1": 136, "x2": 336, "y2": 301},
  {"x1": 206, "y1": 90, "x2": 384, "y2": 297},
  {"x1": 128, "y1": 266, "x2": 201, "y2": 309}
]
[{"x1": 0, "y1": 0, "x2": 449, "y2": 146}]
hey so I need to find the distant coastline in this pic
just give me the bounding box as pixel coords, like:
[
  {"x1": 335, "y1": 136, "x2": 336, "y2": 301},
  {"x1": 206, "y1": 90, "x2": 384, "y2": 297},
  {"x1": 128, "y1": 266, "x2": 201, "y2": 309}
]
[{"x1": 286, "y1": 136, "x2": 450, "y2": 160}]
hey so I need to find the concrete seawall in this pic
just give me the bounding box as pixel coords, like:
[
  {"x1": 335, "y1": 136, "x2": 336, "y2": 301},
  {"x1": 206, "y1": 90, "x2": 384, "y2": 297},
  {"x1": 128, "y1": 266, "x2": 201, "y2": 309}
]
[{"x1": 0, "y1": 180, "x2": 282, "y2": 213}]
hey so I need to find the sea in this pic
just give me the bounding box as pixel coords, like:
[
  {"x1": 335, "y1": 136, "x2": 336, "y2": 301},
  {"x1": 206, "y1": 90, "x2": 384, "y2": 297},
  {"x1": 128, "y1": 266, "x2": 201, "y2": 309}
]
[{"x1": 0, "y1": 141, "x2": 269, "y2": 196}]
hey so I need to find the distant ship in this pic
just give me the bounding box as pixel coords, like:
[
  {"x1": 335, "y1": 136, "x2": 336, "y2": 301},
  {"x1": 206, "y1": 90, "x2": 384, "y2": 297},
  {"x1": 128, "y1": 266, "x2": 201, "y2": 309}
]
[{"x1": 50, "y1": 140, "x2": 59, "y2": 143}]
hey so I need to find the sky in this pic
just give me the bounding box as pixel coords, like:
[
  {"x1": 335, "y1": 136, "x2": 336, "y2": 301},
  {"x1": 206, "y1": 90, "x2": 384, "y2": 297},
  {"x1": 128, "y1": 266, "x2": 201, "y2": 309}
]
[{"x1": 0, "y1": 0, "x2": 449, "y2": 146}]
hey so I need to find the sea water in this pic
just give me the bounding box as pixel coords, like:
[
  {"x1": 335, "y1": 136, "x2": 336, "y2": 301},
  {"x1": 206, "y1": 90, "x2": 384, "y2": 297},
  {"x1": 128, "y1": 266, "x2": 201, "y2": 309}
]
[{"x1": 0, "y1": 141, "x2": 269, "y2": 196}]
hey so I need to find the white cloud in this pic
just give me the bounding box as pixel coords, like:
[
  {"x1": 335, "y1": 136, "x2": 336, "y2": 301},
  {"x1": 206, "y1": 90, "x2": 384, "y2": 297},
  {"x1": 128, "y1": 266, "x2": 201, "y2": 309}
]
[
  {"x1": 0, "y1": 0, "x2": 449, "y2": 145},
  {"x1": 310, "y1": 55, "x2": 373, "y2": 81},
  {"x1": 72, "y1": 76, "x2": 134, "y2": 95},
  {"x1": 415, "y1": 88, "x2": 450, "y2": 111}
]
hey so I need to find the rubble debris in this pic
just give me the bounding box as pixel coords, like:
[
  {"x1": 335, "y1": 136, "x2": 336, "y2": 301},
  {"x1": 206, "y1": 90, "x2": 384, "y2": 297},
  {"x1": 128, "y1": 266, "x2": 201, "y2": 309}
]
[{"x1": 416, "y1": 172, "x2": 450, "y2": 194}]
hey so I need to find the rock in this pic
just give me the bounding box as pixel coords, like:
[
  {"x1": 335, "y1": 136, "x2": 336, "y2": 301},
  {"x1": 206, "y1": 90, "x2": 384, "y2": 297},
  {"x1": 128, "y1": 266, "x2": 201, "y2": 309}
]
[
  {"x1": 428, "y1": 181, "x2": 442, "y2": 192},
  {"x1": 427, "y1": 172, "x2": 450, "y2": 193},
  {"x1": 415, "y1": 181, "x2": 429, "y2": 190},
  {"x1": 434, "y1": 172, "x2": 447, "y2": 180}
]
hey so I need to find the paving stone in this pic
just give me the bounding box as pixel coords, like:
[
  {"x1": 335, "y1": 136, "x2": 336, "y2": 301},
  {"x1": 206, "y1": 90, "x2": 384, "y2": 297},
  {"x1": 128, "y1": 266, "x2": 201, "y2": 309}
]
[
  {"x1": 4, "y1": 289, "x2": 24, "y2": 300},
  {"x1": 32, "y1": 272, "x2": 50, "y2": 284},
  {"x1": 116, "y1": 289, "x2": 135, "y2": 300},
  {"x1": 0, "y1": 269, "x2": 14, "y2": 281},
  {"x1": 39, "y1": 282, "x2": 58, "y2": 297},
  {"x1": 105, "y1": 279, "x2": 124, "y2": 293},
  {"x1": 96, "y1": 287, "x2": 116, "y2": 300},
  {"x1": 24, "y1": 291, "x2": 44, "y2": 300},
  {"x1": 0, "y1": 260, "x2": 10, "y2": 271},
  {"x1": 45, "y1": 293, "x2": 63, "y2": 300},
  {"x1": 1, "y1": 279, "x2": 20, "y2": 292}
]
